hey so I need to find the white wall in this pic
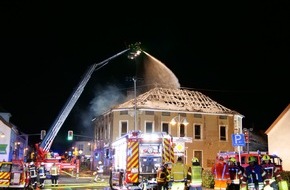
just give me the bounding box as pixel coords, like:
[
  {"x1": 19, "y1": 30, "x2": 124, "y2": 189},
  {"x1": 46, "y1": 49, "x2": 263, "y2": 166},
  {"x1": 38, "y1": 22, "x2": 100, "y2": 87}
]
[
  {"x1": 267, "y1": 109, "x2": 290, "y2": 171},
  {"x1": 0, "y1": 120, "x2": 11, "y2": 161}
]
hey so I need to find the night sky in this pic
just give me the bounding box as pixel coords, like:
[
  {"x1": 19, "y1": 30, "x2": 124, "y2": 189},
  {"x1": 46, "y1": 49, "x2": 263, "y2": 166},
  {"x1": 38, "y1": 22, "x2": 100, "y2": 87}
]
[{"x1": 0, "y1": 2, "x2": 289, "y2": 152}]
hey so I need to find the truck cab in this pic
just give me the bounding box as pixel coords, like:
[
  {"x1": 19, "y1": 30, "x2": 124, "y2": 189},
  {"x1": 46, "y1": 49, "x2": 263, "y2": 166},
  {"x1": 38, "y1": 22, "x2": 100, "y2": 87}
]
[{"x1": 0, "y1": 160, "x2": 29, "y2": 189}]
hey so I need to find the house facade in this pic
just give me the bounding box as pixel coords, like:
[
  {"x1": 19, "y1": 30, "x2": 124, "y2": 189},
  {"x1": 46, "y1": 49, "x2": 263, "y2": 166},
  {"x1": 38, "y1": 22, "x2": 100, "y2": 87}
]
[
  {"x1": 0, "y1": 112, "x2": 27, "y2": 162},
  {"x1": 92, "y1": 87, "x2": 244, "y2": 172},
  {"x1": 265, "y1": 103, "x2": 290, "y2": 171}
]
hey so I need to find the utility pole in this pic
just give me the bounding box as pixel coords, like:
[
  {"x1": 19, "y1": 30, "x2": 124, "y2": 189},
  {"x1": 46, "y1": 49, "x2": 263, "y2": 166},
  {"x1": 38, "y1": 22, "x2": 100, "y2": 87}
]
[{"x1": 133, "y1": 77, "x2": 137, "y2": 131}]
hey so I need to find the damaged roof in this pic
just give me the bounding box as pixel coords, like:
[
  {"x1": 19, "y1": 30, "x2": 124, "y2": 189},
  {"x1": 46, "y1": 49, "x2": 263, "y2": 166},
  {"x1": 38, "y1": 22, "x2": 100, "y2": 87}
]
[{"x1": 114, "y1": 87, "x2": 241, "y2": 115}]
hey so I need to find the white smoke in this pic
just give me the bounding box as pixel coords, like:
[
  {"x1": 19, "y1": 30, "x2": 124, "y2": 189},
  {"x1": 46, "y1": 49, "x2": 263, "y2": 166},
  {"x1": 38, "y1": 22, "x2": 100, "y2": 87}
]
[{"x1": 89, "y1": 85, "x2": 126, "y2": 116}]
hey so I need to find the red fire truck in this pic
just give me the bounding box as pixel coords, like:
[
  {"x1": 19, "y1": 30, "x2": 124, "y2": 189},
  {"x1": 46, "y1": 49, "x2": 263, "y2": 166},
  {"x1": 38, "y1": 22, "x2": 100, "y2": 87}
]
[
  {"x1": 217, "y1": 151, "x2": 283, "y2": 171},
  {"x1": 109, "y1": 130, "x2": 175, "y2": 190}
]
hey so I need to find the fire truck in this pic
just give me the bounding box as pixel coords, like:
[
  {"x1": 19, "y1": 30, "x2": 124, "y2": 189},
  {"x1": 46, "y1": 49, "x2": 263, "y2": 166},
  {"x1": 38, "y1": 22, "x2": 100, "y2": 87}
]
[
  {"x1": 31, "y1": 43, "x2": 141, "y2": 171},
  {"x1": 109, "y1": 130, "x2": 174, "y2": 190},
  {"x1": 0, "y1": 160, "x2": 29, "y2": 189},
  {"x1": 217, "y1": 151, "x2": 283, "y2": 171}
]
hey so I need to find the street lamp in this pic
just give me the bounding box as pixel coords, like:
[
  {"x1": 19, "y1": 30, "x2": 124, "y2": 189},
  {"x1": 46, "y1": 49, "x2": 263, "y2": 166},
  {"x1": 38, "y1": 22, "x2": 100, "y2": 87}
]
[
  {"x1": 243, "y1": 128, "x2": 253, "y2": 153},
  {"x1": 0, "y1": 132, "x2": 5, "y2": 138},
  {"x1": 170, "y1": 114, "x2": 189, "y2": 137}
]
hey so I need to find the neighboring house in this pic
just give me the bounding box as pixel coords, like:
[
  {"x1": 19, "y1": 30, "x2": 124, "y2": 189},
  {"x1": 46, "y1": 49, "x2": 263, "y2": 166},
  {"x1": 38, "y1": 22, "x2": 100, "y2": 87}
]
[
  {"x1": 72, "y1": 140, "x2": 94, "y2": 159},
  {"x1": 0, "y1": 111, "x2": 27, "y2": 162},
  {"x1": 0, "y1": 114, "x2": 13, "y2": 161},
  {"x1": 92, "y1": 87, "x2": 244, "y2": 173},
  {"x1": 265, "y1": 103, "x2": 290, "y2": 171}
]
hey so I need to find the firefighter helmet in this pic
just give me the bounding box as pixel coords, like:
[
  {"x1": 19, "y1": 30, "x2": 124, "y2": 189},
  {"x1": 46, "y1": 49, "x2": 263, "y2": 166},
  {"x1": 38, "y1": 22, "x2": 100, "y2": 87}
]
[
  {"x1": 29, "y1": 161, "x2": 34, "y2": 166},
  {"x1": 192, "y1": 157, "x2": 199, "y2": 163},
  {"x1": 248, "y1": 156, "x2": 256, "y2": 163},
  {"x1": 229, "y1": 157, "x2": 236, "y2": 163},
  {"x1": 262, "y1": 155, "x2": 270, "y2": 161}
]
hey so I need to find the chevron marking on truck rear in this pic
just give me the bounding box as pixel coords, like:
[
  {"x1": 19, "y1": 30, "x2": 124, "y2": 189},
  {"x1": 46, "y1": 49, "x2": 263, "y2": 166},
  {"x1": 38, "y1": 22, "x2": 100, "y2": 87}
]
[
  {"x1": 163, "y1": 137, "x2": 170, "y2": 164},
  {"x1": 127, "y1": 140, "x2": 139, "y2": 183},
  {"x1": 0, "y1": 171, "x2": 10, "y2": 187}
]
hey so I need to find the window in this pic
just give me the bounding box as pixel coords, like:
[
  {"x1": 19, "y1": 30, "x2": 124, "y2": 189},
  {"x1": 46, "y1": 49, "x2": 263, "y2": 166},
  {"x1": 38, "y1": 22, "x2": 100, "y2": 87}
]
[
  {"x1": 180, "y1": 124, "x2": 185, "y2": 137},
  {"x1": 78, "y1": 144, "x2": 84, "y2": 151},
  {"x1": 219, "y1": 115, "x2": 227, "y2": 119},
  {"x1": 120, "y1": 111, "x2": 128, "y2": 115},
  {"x1": 106, "y1": 123, "x2": 111, "y2": 139},
  {"x1": 145, "y1": 111, "x2": 154, "y2": 115},
  {"x1": 219, "y1": 125, "x2": 227, "y2": 141},
  {"x1": 97, "y1": 128, "x2": 100, "y2": 140},
  {"x1": 162, "y1": 123, "x2": 169, "y2": 134},
  {"x1": 162, "y1": 112, "x2": 170, "y2": 116},
  {"x1": 145, "y1": 121, "x2": 153, "y2": 133},
  {"x1": 120, "y1": 121, "x2": 128, "y2": 136},
  {"x1": 194, "y1": 114, "x2": 202, "y2": 118},
  {"x1": 194, "y1": 124, "x2": 201, "y2": 140}
]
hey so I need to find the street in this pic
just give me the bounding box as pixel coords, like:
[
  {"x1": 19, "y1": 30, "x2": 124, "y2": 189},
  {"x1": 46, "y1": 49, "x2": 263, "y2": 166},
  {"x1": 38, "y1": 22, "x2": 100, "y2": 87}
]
[{"x1": 40, "y1": 175, "x2": 110, "y2": 190}]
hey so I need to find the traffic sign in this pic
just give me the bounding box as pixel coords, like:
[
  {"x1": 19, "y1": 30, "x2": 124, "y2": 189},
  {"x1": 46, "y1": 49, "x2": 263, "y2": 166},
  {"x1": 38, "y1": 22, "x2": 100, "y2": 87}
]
[{"x1": 231, "y1": 134, "x2": 245, "y2": 146}]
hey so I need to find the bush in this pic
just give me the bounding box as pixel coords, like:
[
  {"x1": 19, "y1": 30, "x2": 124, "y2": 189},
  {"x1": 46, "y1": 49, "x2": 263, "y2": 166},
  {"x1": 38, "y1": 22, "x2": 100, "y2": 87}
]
[
  {"x1": 280, "y1": 171, "x2": 290, "y2": 188},
  {"x1": 202, "y1": 169, "x2": 214, "y2": 188}
]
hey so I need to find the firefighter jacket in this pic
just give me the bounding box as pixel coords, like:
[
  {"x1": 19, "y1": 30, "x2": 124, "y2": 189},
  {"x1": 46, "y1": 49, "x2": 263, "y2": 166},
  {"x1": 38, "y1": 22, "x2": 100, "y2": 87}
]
[
  {"x1": 171, "y1": 162, "x2": 188, "y2": 182},
  {"x1": 37, "y1": 165, "x2": 47, "y2": 179},
  {"x1": 228, "y1": 164, "x2": 243, "y2": 185},
  {"x1": 28, "y1": 164, "x2": 37, "y2": 178},
  {"x1": 157, "y1": 168, "x2": 167, "y2": 184},
  {"x1": 242, "y1": 163, "x2": 266, "y2": 190},
  {"x1": 261, "y1": 162, "x2": 280, "y2": 180},
  {"x1": 50, "y1": 164, "x2": 60, "y2": 176},
  {"x1": 211, "y1": 160, "x2": 230, "y2": 181},
  {"x1": 189, "y1": 165, "x2": 203, "y2": 187}
]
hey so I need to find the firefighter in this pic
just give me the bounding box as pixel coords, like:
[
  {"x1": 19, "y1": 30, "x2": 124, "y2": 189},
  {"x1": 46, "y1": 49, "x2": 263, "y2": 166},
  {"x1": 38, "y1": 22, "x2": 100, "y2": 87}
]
[
  {"x1": 37, "y1": 162, "x2": 47, "y2": 188},
  {"x1": 50, "y1": 162, "x2": 60, "y2": 186},
  {"x1": 188, "y1": 157, "x2": 203, "y2": 190},
  {"x1": 157, "y1": 165, "x2": 167, "y2": 190},
  {"x1": 211, "y1": 156, "x2": 230, "y2": 190},
  {"x1": 28, "y1": 161, "x2": 38, "y2": 189},
  {"x1": 241, "y1": 156, "x2": 266, "y2": 190},
  {"x1": 227, "y1": 157, "x2": 243, "y2": 190},
  {"x1": 261, "y1": 154, "x2": 279, "y2": 190},
  {"x1": 94, "y1": 161, "x2": 104, "y2": 182},
  {"x1": 170, "y1": 156, "x2": 188, "y2": 190},
  {"x1": 163, "y1": 163, "x2": 171, "y2": 190},
  {"x1": 236, "y1": 161, "x2": 244, "y2": 175}
]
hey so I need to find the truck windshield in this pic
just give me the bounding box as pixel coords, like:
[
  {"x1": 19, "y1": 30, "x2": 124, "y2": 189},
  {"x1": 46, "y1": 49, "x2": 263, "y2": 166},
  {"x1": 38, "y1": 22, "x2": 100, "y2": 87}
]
[{"x1": 0, "y1": 163, "x2": 12, "y2": 172}]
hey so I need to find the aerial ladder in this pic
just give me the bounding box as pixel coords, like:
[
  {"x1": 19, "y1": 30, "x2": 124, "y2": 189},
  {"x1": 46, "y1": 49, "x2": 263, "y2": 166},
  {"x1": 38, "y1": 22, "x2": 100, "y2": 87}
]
[{"x1": 35, "y1": 42, "x2": 142, "y2": 162}]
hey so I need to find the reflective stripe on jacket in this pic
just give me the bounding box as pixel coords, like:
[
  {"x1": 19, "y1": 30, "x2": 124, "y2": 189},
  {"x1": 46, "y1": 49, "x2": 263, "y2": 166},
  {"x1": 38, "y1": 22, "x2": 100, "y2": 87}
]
[{"x1": 190, "y1": 165, "x2": 202, "y2": 186}]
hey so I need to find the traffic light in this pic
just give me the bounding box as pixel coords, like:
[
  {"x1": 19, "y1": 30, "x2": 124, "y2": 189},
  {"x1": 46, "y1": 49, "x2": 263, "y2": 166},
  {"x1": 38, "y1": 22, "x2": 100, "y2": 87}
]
[
  {"x1": 244, "y1": 131, "x2": 249, "y2": 143},
  {"x1": 67, "y1": 130, "x2": 73, "y2": 140},
  {"x1": 40, "y1": 130, "x2": 46, "y2": 140}
]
